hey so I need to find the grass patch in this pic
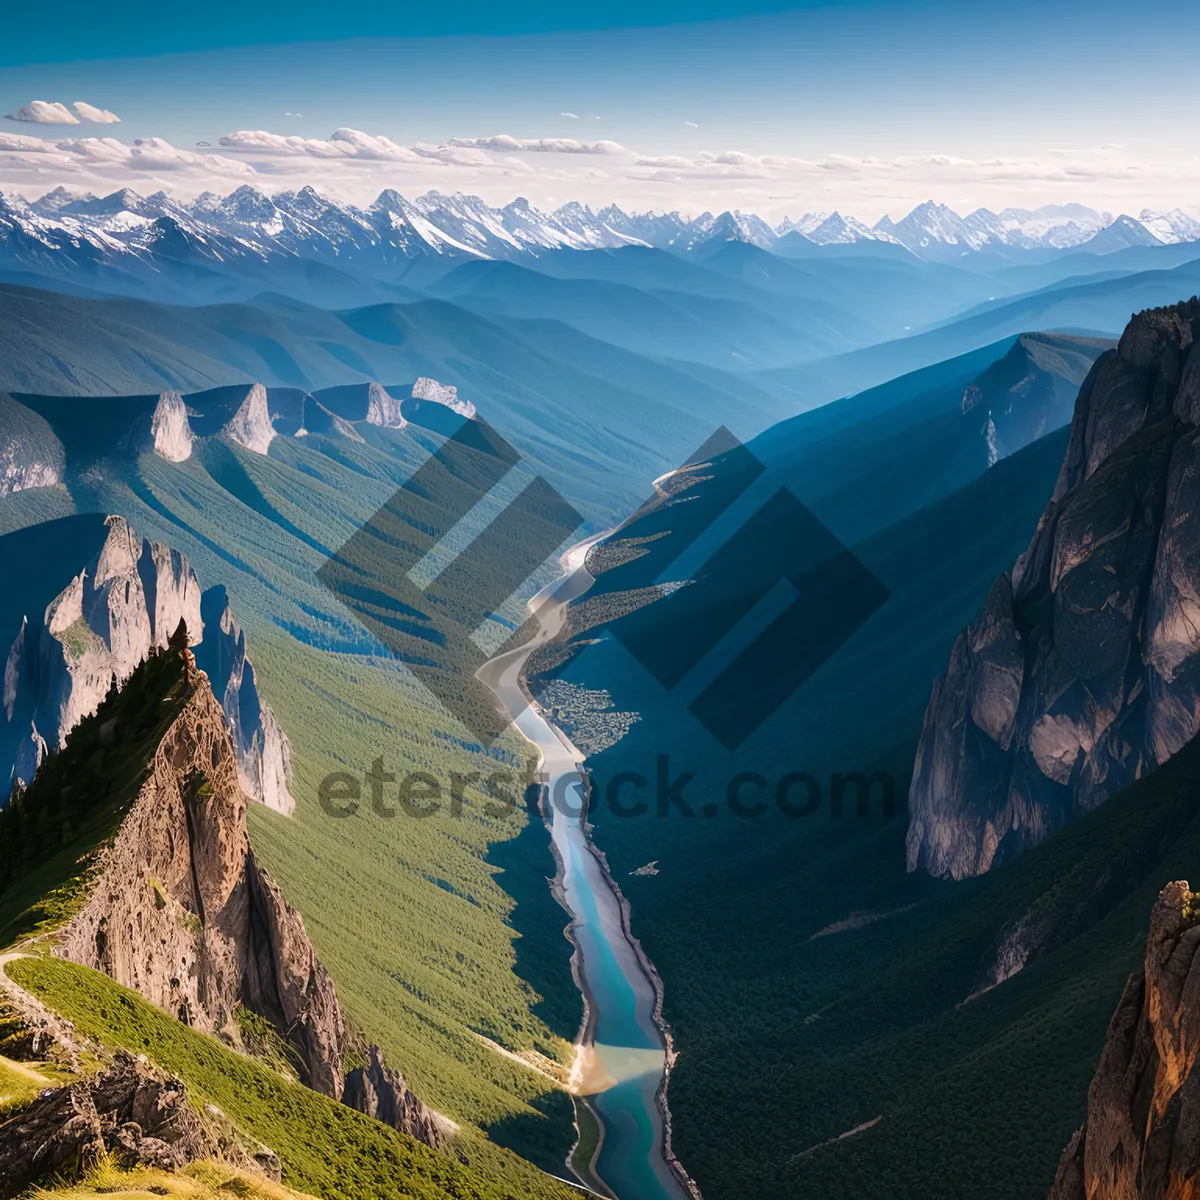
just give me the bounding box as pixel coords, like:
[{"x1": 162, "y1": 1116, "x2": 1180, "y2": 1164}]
[
  {"x1": 568, "y1": 1098, "x2": 605, "y2": 1197},
  {"x1": 231, "y1": 1004, "x2": 303, "y2": 1081},
  {"x1": 9, "y1": 957, "x2": 577, "y2": 1200},
  {"x1": 0, "y1": 1053, "x2": 55, "y2": 1112},
  {"x1": 30, "y1": 1159, "x2": 318, "y2": 1199}
]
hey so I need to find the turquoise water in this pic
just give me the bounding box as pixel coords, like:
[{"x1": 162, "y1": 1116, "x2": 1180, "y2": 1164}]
[
  {"x1": 559, "y1": 807, "x2": 683, "y2": 1198},
  {"x1": 479, "y1": 545, "x2": 688, "y2": 1200}
]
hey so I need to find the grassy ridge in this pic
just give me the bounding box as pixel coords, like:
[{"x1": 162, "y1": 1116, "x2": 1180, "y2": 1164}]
[{"x1": 32, "y1": 1160, "x2": 319, "y2": 1200}]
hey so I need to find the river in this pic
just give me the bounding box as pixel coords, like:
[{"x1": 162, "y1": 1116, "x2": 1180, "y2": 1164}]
[{"x1": 478, "y1": 535, "x2": 690, "y2": 1200}]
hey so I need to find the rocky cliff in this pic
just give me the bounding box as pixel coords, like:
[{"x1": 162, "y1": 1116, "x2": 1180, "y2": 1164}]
[
  {"x1": 150, "y1": 389, "x2": 194, "y2": 462},
  {"x1": 2, "y1": 517, "x2": 292, "y2": 818},
  {"x1": 3, "y1": 515, "x2": 199, "y2": 785},
  {"x1": 222, "y1": 383, "x2": 275, "y2": 455},
  {"x1": 366, "y1": 382, "x2": 407, "y2": 428},
  {"x1": 908, "y1": 299, "x2": 1200, "y2": 879},
  {"x1": 43, "y1": 645, "x2": 444, "y2": 1146},
  {"x1": 58, "y1": 663, "x2": 343, "y2": 1092},
  {"x1": 343, "y1": 1044, "x2": 447, "y2": 1148},
  {"x1": 1049, "y1": 880, "x2": 1200, "y2": 1200},
  {"x1": 195, "y1": 586, "x2": 295, "y2": 816}
]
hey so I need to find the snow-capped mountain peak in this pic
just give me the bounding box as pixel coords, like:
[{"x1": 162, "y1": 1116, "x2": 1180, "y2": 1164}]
[
  {"x1": 0, "y1": 187, "x2": 1196, "y2": 296},
  {"x1": 1139, "y1": 207, "x2": 1200, "y2": 245}
]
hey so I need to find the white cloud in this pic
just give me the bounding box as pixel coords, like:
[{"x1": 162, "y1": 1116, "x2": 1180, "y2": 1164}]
[
  {"x1": 634, "y1": 155, "x2": 698, "y2": 170},
  {"x1": 5, "y1": 100, "x2": 79, "y2": 125},
  {"x1": 330, "y1": 128, "x2": 431, "y2": 161},
  {"x1": 0, "y1": 132, "x2": 49, "y2": 151},
  {"x1": 220, "y1": 129, "x2": 363, "y2": 157},
  {"x1": 285, "y1": 112, "x2": 304, "y2": 117},
  {"x1": 445, "y1": 135, "x2": 632, "y2": 155},
  {"x1": 72, "y1": 102, "x2": 120, "y2": 124},
  {"x1": 219, "y1": 128, "x2": 551, "y2": 167},
  {"x1": 685, "y1": 121, "x2": 699, "y2": 128},
  {"x1": 411, "y1": 142, "x2": 518, "y2": 168},
  {"x1": 560, "y1": 112, "x2": 580, "y2": 119}
]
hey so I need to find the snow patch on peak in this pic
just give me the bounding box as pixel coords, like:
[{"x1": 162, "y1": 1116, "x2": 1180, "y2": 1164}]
[
  {"x1": 1139, "y1": 208, "x2": 1200, "y2": 245},
  {"x1": 777, "y1": 212, "x2": 829, "y2": 236}
]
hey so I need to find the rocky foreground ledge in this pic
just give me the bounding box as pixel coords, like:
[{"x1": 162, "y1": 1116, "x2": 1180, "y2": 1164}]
[{"x1": 1049, "y1": 880, "x2": 1200, "y2": 1199}]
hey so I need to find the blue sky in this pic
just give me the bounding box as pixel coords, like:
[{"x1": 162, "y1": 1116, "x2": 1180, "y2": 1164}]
[
  {"x1": 2, "y1": 0, "x2": 1198, "y2": 218},
  {"x1": 6, "y1": 0, "x2": 828, "y2": 64}
]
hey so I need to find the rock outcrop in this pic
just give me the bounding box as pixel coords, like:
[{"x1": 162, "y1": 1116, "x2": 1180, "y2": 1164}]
[
  {"x1": 1048, "y1": 881, "x2": 1200, "y2": 1200},
  {"x1": 194, "y1": 586, "x2": 294, "y2": 816},
  {"x1": 3, "y1": 516, "x2": 200, "y2": 777},
  {"x1": 59, "y1": 663, "x2": 344, "y2": 1094},
  {"x1": 366, "y1": 382, "x2": 406, "y2": 429},
  {"x1": 2, "y1": 519, "x2": 292, "y2": 816},
  {"x1": 0, "y1": 442, "x2": 60, "y2": 494},
  {"x1": 411, "y1": 376, "x2": 476, "y2": 419},
  {"x1": 139, "y1": 539, "x2": 203, "y2": 656},
  {"x1": 150, "y1": 389, "x2": 194, "y2": 462},
  {"x1": 908, "y1": 300, "x2": 1200, "y2": 879},
  {"x1": 222, "y1": 383, "x2": 275, "y2": 455},
  {"x1": 343, "y1": 1044, "x2": 446, "y2": 1148},
  {"x1": 0, "y1": 1051, "x2": 279, "y2": 1197}
]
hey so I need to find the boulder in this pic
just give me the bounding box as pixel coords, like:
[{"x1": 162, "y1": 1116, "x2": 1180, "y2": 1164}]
[{"x1": 411, "y1": 376, "x2": 476, "y2": 419}]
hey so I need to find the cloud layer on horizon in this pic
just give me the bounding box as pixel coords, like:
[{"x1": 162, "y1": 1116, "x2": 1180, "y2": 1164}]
[
  {"x1": 0, "y1": 130, "x2": 253, "y2": 178},
  {"x1": 1, "y1": 124, "x2": 1198, "y2": 221}
]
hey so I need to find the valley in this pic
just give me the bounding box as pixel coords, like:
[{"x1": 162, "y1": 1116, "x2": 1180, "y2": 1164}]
[{"x1": 3, "y1": 153, "x2": 1200, "y2": 1200}]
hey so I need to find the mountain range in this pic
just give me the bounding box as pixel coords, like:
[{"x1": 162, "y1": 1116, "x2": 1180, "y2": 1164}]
[{"x1": 3, "y1": 187, "x2": 1198, "y2": 288}]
